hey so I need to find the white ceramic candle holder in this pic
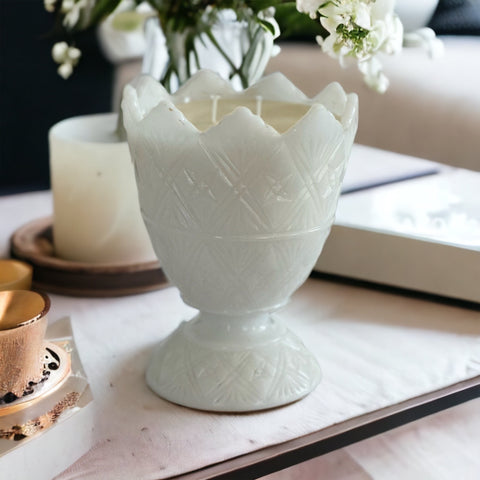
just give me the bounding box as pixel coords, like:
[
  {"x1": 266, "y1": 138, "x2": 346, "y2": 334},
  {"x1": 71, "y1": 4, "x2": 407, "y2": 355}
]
[{"x1": 123, "y1": 71, "x2": 358, "y2": 411}]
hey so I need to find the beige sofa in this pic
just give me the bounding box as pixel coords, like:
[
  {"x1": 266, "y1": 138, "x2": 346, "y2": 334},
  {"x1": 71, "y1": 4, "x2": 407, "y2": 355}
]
[
  {"x1": 265, "y1": 36, "x2": 480, "y2": 172},
  {"x1": 115, "y1": 36, "x2": 479, "y2": 171}
]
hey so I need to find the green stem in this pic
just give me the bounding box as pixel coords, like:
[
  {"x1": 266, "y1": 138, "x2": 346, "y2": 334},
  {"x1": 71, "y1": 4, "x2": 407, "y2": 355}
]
[
  {"x1": 205, "y1": 28, "x2": 251, "y2": 88},
  {"x1": 204, "y1": 29, "x2": 239, "y2": 73},
  {"x1": 160, "y1": 15, "x2": 269, "y2": 91},
  {"x1": 237, "y1": 25, "x2": 266, "y2": 89}
]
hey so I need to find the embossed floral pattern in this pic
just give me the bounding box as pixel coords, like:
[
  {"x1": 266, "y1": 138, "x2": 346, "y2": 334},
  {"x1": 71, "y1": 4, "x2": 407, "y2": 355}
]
[
  {"x1": 123, "y1": 71, "x2": 357, "y2": 314},
  {"x1": 123, "y1": 71, "x2": 358, "y2": 411}
]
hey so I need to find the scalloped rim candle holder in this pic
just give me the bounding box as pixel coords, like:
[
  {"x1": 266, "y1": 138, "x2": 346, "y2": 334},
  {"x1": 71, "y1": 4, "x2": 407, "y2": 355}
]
[{"x1": 123, "y1": 70, "x2": 358, "y2": 412}]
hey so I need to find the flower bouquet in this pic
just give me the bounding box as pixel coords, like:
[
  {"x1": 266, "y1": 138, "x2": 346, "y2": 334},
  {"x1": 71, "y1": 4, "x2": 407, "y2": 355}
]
[{"x1": 45, "y1": 0, "x2": 442, "y2": 92}]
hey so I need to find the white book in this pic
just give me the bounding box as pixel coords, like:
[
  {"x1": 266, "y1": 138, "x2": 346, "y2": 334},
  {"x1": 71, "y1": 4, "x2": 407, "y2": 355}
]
[{"x1": 316, "y1": 146, "x2": 480, "y2": 303}]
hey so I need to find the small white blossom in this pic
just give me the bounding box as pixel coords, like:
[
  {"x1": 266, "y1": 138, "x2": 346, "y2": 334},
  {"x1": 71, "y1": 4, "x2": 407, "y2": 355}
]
[
  {"x1": 314, "y1": 0, "x2": 405, "y2": 91},
  {"x1": 403, "y1": 27, "x2": 444, "y2": 59},
  {"x1": 358, "y1": 57, "x2": 389, "y2": 93},
  {"x1": 58, "y1": 62, "x2": 74, "y2": 79},
  {"x1": 303, "y1": 0, "x2": 442, "y2": 93},
  {"x1": 62, "y1": 0, "x2": 91, "y2": 29},
  {"x1": 296, "y1": 0, "x2": 323, "y2": 19},
  {"x1": 355, "y1": 3, "x2": 373, "y2": 29},
  {"x1": 67, "y1": 46, "x2": 82, "y2": 62},
  {"x1": 319, "y1": 0, "x2": 402, "y2": 59},
  {"x1": 52, "y1": 41, "x2": 69, "y2": 63},
  {"x1": 372, "y1": 0, "x2": 403, "y2": 55},
  {"x1": 52, "y1": 41, "x2": 81, "y2": 79},
  {"x1": 44, "y1": 0, "x2": 56, "y2": 12},
  {"x1": 319, "y1": 0, "x2": 374, "y2": 33},
  {"x1": 61, "y1": 0, "x2": 75, "y2": 13},
  {"x1": 63, "y1": 7, "x2": 81, "y2": 28}
]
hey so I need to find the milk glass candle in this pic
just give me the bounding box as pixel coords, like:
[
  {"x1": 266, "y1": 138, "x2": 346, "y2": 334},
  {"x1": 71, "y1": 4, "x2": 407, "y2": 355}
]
[
  {"x1": 49, "y1": 113, "x2": 157, "y2": 264},
  {"x1": 123, "y1": 71, "x2": 358, "y2": 411}
]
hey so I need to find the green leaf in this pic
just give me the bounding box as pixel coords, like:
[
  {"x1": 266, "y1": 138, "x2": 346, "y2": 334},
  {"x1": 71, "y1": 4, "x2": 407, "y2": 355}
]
[
  {"x1": 248, "y1": 0, "x2": 285, "y2": 13},
  {"x1": 258, "y1": 18, "x2": 276, "y2": 36},
  {"x1": 111, "y1": 11, "x2": 145, "y2": 31},
  {"x1": 90, "y1": 0, "x2": 124, "y2": 25},
  {"x1": 274, "y1": 2, "x2": 326, "y2": 40}
]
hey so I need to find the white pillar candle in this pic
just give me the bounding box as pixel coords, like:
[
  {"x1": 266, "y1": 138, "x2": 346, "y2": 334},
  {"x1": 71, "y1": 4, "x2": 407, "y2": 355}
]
[{"x1": 49, "y1": 113, "x2": 156, "y2": 264}]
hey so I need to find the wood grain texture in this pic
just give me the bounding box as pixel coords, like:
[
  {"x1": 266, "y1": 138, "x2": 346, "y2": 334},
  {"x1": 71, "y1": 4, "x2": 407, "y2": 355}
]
[{"x1": 10, "y1": 217, "x2": 168, "y2": 297}]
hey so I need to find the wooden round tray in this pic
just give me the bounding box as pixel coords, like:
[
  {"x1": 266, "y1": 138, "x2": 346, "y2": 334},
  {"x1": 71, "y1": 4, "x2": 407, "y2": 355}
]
[{"x1": 10, "y1": 217, "x2": 168, "y2": 297}]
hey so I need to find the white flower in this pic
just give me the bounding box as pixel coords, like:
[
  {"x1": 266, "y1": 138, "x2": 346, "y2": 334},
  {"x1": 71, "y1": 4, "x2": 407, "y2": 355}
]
[
  {"x1": 62, "y1": 0, "x2": 91, "y2": 29},
  {"x1": 372, "y1": 0, "x2": 403, "y2": 55},
  {"x1": 314, "y1": 0, "x2": 405, "y2": 92},
  {"x1": 403, "y1": 27, "x2": 444, "y2": 59},
  {"x1": 296, "y1": 0, "x2": 323, "y2": 19},
  {"x1": 355, "y1": 3, "x2": 374, "y2": 29},
  {"x1": 63, "y1": 6, "x2": 81, "y2": 28},
  {"x1": 57, "y1": 62, "x2": 74, "y2": 79},
  {"x1": 51, "y1": 42, "x2": 81, "y2": 64},
  {"x1": 61, "y1": 0, "x2": 75, "y2": 13},
  {"x1": 319, "y1": 0, "x2": 373, "y2": 33},
  {"x1": 258, "y1": 7, "x2": 281, "y2": 39},
  {"x1": 52, "y1": 41, "x2": 69, "y2": 63},
  {"x1": 51, "y1": 42, "x2": 81, "y2": 79},
  {"x1": 67, "y1": 46, "x2": 81, "y2": 62},
  {"x1": 358, "y1": 57, "x2": 389, "y2": 93},
  {"x1": 44, "y1": 0, "x2": 56, "y2": 12},
  {"x1": 318, "y1": 0, "x2": 402, "y2": 59}
]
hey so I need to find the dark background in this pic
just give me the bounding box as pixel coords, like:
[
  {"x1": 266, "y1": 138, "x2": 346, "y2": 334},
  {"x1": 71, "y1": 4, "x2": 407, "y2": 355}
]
[
  {"x1": 0, "y1": 0, "x2": 113, "y2": 195},
  {"x1": 0, "y1": 0, "x2": 478, "y2": 196}
]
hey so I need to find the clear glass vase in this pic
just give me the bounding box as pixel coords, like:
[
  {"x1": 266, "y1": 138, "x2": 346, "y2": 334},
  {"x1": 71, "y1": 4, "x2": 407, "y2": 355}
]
[{"x1": 142, "y1": 9, "x2": 279, "y2": 92}]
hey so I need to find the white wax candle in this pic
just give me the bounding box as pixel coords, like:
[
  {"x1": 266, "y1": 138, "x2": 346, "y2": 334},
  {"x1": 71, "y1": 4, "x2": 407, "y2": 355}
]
[
  {"x1": 177, "y1": 98, "x2": 310, "y2": 133},
  {"x1": 49, "y1": 113, "x2": 157, "y2": 264}
]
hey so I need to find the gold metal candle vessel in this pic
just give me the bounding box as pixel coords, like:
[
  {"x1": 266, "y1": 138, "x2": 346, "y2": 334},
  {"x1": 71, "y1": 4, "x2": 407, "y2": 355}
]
[
  {"x1": 0, "y1": 260, "x2": 32, "y2": 291},
  {"x1": 0, "y1": 305, "x2": 91, "y2": 468},
  {"x1": 0, "y1": 290, "x2": 49, "y2": 401}
]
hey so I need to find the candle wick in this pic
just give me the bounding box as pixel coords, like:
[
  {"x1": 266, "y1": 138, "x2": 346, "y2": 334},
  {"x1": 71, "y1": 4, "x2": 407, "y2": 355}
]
[
  {"x1": 211, "y1": 95, "x2": 220, "y2": 124},
  {"x1": 256, "y1": 95, "x2": 263, "y2": 117}
]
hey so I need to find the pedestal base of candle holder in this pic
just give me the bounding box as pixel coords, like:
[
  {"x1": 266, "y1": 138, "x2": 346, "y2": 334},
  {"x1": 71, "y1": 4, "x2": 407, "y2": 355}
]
[
  {"x1": 10, "y1": 217, "x2": 168, "y2": 297},
  {"x1": 146, "y1": 313, "x2": 322, "y2": 412}
]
